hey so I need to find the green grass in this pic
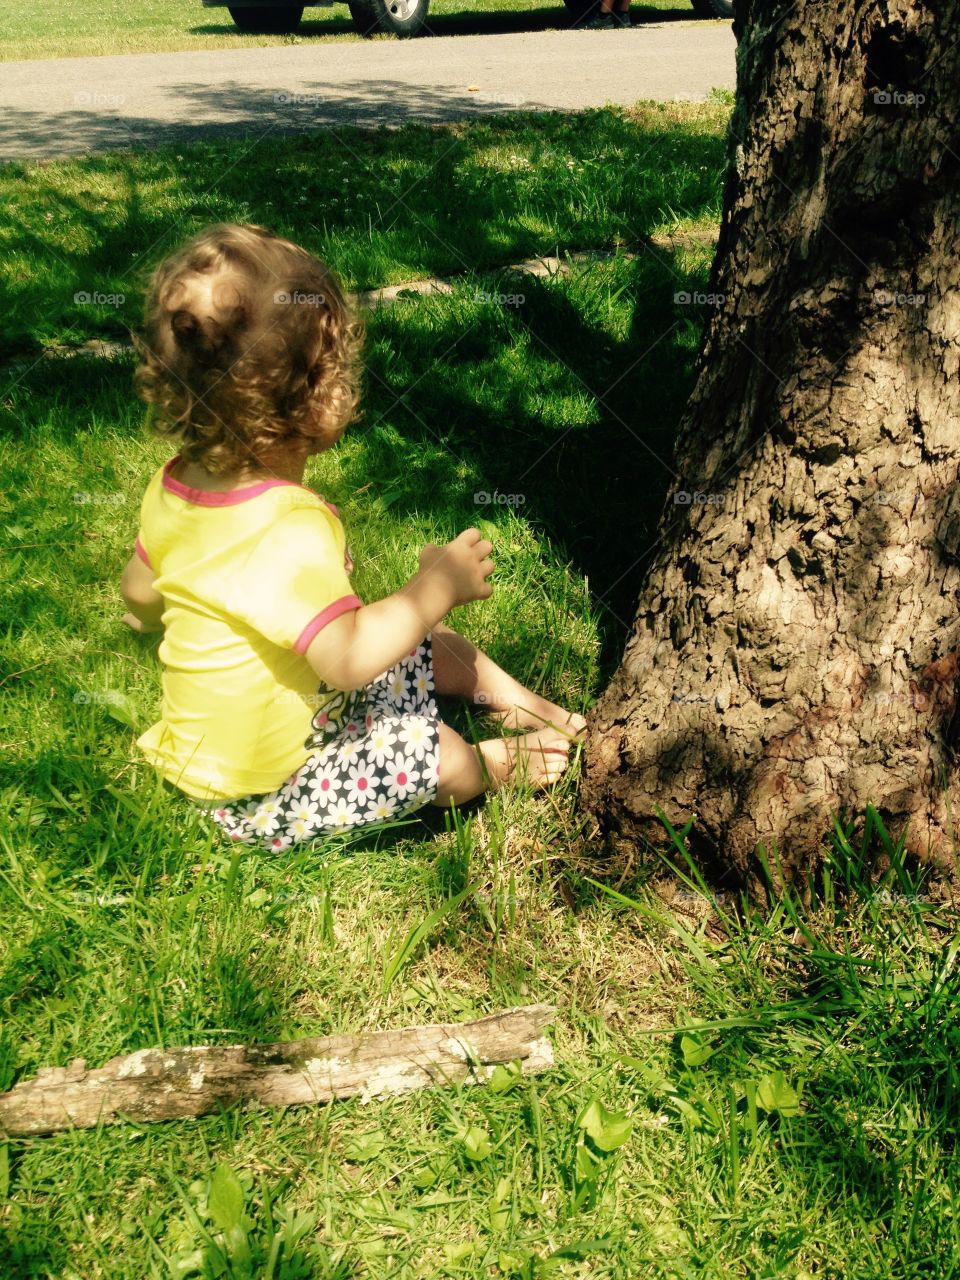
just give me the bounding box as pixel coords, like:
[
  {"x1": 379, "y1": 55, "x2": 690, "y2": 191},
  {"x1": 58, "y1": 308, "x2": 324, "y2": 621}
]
[
  {"x1": 0, "y1": 102, "x2": 727, "y2": 630},
  {"x1": 1, "y1": 0, "x2": 710, "y2": 62},
  {"x1": 3, "y1": 104, "x2": 959, "y2": 1279}
]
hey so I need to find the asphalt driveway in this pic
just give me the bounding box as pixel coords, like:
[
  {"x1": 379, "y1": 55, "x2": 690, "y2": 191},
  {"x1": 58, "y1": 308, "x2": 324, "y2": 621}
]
[{"x1": 0, "y1": 22, "x2": 735, "y2": 159}]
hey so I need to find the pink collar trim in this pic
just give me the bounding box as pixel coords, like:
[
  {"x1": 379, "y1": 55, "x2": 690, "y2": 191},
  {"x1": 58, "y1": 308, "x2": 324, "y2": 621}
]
[{"x1": 162, "y1": 456, "x2": 318, "y2": 508}]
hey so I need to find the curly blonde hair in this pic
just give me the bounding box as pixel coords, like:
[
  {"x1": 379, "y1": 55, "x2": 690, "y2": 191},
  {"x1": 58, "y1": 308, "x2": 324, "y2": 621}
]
[{"x1": 134, "y1": 223, "x2": 362, "y2": 477}]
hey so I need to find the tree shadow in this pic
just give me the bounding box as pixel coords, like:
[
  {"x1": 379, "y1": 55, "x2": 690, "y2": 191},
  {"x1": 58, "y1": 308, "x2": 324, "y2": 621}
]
[
  {"x1": 1, "y1": 79, "x2": 560, "y2": 161},
  {"x1": 189, "y1": 2, "x2": 705, "y2": 40},
  {"x1": 0, "y1": 1233, "x2": 66, "y2": 1280},
  {"x1": 0, "y1": 12, "x2": 735, "y2": 162},
  {"x1": 344, "y1": 251, "x2": 708, "y2": 668},
  {"x1": 2, "y1": 107, "x2": 725, "y2": 680}
]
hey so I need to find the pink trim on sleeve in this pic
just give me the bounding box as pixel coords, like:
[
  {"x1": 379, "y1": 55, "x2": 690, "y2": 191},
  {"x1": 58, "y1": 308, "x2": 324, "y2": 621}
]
[
  {"x1": 135, "y1": 536, "x2": 153, "y2": 569},
  {"x1": 293, "y1": 594, "x2": 363, "y2": 654}
]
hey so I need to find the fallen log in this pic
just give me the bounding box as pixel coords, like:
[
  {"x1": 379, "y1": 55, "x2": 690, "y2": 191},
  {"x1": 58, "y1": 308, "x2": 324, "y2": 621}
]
[{"x1": 0, "y1": 1004, "x2": 555, "y2": 1138}]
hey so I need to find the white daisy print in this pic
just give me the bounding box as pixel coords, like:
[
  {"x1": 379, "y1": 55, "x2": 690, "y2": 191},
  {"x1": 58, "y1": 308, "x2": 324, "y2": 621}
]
[
  {"x1": 285, "y1": 767, "x2": 313, "y2": 802},
  {"x1": 288, "y1": 799, "x2": 321, "y2": 827},
  {"x1": 367, "y1": 795, "x2": 399, "y2": 821},
  {"x1": 251, "y1": 805, "x2": 281, "y2": 836},
  {"x1": 367, "y1": 725, "x2": 397, "y2": 767},
  {"x1": 408, "y1": 783, "x2": 434, "y2": 811},
  {"x1": 409, "y1": 663, "x2": 434, "y2": 698},
  {"x1": 385, "y1": 756, "x2": 419, "y2": 800},
  {"x1": 387, "y1": 671, "x2": 410, "y2": 702},
  {"x1": 328, "y1": 798, "x2": 361, "y2": 827},
  {"x1": 345, "y1": 762, "x2": 378, "y2": 806},
  {"x1": 307, "y1": 765, "x2": 340, "y2": 806},
  {"x1": 401, "y1": 645, "x2": 423, "y2": 671},
  {"x1": 398, "y1": 717, "x2": 432, "y2": 761}
]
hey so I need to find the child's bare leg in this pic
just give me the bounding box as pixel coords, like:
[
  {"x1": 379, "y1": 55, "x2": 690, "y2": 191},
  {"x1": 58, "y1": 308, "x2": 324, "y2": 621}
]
[
  {"x1": 431, "y1": 623, "x2": 586, "y2": 735},
  {"x1": 433, "y1": 722, "x2": 575, "y2": 807}
]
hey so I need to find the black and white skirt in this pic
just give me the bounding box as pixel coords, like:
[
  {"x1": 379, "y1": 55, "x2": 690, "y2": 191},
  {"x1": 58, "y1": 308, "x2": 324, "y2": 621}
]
[{"x1": 204, "y1": 634, "x2": 441, "y2": 850}]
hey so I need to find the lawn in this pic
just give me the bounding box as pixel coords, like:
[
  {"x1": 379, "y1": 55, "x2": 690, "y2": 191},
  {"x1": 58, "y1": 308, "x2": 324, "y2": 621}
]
[
  {"x1": 2, "y1": 102, "x2": 959, "y2": 1279},
  {"x1": 1, "y1": 0, "x2": 706, "y2": 62}
]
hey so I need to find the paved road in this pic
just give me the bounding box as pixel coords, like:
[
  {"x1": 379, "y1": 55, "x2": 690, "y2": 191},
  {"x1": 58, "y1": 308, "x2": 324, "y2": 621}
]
[{"x1": 1, "y1": 22, "x2": 735, "y2": 159}]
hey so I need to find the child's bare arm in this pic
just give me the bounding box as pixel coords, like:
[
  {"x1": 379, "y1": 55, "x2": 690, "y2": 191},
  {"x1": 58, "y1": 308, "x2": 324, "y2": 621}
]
[
  {"x1": 120, "y1": 552, "x2": 165, "y2": 633},
  {"x1": 306, "y1": 529, "x2": 493, "y2": 691}
]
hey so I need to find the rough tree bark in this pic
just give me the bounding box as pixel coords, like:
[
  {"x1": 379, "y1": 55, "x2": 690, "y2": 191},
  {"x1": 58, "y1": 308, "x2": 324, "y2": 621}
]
[
  {"x1": 582, "y1": 0, "x2": 960, "y2": 892},
  {"x1": 0, "y1": 1005, "x2": 555, "y2": 1138}
]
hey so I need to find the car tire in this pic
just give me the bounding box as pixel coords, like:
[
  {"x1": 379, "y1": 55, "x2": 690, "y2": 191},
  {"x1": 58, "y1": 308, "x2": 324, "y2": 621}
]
[
  {"x1": 347, "y1": 0, "x2": 429, "y2": 37},
  {"x1": 227, "y1": 6, "x2": 304, "y2": 31}
]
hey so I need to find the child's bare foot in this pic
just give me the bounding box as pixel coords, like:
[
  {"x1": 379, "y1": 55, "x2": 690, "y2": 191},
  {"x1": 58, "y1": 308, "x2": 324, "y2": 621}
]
[
  {"x1": 480, "y1": 691, "x2": 587, "y2": 739},
  {"x1": 478, "y1": 726, "x2": 578, "y2": 790}
]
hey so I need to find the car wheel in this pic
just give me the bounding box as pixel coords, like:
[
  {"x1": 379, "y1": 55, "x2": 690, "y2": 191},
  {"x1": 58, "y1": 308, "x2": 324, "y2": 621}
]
[
  {"x1": 227, "y1": 6, "x2": 304, "y2": 32},
  {"x1": 347, "y1": 0, "x2": 429, "y2": 37}
]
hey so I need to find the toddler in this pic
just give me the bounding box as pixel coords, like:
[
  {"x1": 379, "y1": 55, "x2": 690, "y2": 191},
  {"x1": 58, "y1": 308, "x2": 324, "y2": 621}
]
[{"x1": 121, "y1": 223, "x2": 585, "y2": 850}]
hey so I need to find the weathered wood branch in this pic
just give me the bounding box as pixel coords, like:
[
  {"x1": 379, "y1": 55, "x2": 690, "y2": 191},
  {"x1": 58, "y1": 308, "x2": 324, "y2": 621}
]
[{"x1": 0, "y1": 1004, "x2": 555, "y2": 1138}]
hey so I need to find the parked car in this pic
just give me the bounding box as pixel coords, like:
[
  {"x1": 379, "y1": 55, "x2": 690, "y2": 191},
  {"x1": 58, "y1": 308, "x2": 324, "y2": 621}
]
[{"x1": 207, "y1": 0, "x2": 732, "y2": 39}]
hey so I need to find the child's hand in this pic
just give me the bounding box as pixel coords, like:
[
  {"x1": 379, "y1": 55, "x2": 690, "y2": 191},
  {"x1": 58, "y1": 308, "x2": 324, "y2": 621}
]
[
  {"x1": 122, "y1": 611, "x2": 164, "y2": 635},
  {"x1": 418, "y1": 529, "x2": 494, "y2": 608}
]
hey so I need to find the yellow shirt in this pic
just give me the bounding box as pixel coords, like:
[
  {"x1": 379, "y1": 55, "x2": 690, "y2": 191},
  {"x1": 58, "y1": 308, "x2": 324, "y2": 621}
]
[{"x1": 134, "y1": 456, "x2": 361, "y2": 802}]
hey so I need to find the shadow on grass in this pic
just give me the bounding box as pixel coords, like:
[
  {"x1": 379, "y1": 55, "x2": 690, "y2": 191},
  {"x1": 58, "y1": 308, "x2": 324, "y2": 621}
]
[
  {"x1": 352, "y1": 255, "x2": 701, "y2": 654},
  {"x1": 2, "y1": 109, "x2": 725, "y2": 664},
  {"x1": 0, "y1": 1235, "x2": 65, "y2": 1280}
]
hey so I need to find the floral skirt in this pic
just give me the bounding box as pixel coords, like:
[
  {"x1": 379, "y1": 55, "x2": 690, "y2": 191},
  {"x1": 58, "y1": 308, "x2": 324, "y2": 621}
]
[{"x1": 203, "y1": 634, "x2": 441, "y2": 851}]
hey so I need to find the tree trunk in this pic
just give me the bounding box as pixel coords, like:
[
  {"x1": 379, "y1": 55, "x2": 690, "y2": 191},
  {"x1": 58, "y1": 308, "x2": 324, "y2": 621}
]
[{"x1": 582, "y1": 0, "x2": 960, "y2": 893}]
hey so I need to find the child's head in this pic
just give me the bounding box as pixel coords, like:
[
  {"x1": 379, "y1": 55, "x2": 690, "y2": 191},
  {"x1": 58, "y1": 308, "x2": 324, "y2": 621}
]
[{"x1": 135, "y1": 223, "x2": 361, "y2": 476}]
